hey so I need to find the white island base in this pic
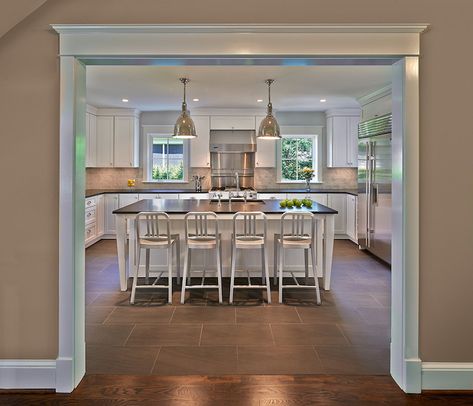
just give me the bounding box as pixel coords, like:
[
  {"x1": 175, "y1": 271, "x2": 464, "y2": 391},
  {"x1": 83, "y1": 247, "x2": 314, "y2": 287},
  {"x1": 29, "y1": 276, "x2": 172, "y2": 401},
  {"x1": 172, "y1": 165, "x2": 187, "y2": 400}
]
[{"x1": 115, "y1": 213, "x2": 335, "y2": 293}]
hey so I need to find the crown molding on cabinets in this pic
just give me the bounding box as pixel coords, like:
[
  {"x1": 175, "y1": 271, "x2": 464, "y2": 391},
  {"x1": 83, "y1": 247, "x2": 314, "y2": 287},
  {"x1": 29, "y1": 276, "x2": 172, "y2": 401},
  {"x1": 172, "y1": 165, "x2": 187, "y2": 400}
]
[
  {"x1": 357, "y1": 85, "x2": 392, "y2": 106},
  {"x1": 325, "y1": 108, "x2": 362, "y2": 118}
]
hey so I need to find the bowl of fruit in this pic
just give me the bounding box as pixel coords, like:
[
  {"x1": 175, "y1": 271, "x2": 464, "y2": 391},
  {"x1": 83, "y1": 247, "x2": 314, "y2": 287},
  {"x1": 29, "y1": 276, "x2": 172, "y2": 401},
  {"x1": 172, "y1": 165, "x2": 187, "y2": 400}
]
[{"x1": 279, "y1": 198, "x2": 313, "y2": 209}]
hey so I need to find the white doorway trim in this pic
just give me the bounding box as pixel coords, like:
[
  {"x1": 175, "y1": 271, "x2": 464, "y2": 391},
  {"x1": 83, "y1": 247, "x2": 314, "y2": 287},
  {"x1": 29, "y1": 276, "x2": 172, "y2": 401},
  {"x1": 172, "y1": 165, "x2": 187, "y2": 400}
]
[{"x1": 48, "y1": 24, "x2": 425, "y2": 393}]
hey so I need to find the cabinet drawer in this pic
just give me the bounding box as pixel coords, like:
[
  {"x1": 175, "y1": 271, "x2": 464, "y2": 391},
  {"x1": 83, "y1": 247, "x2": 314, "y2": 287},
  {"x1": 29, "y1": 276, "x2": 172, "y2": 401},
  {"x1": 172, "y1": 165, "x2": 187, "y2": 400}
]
[
  {"x1": 85, "y1": 197, "x2": 96, "y2": 208},
  {"x1": 85, "y1": 207, "x2": 96, "y2": 225},
  {"x1": 259, "y1": 193, "x2": 286, "y2": 200},
  {"x1": 179, "y1": 193, "x2": 209, "y2": 200},
  {"x1": 85, "y1": 223, "x2": 96, "y2": 243}
]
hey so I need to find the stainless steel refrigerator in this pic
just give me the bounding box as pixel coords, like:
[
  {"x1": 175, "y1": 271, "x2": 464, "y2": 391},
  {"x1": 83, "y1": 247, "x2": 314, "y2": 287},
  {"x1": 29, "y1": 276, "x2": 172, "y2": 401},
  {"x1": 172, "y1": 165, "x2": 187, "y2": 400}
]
[{"x1": 357, "y1": 114, "x2": 392, "y2": 264}]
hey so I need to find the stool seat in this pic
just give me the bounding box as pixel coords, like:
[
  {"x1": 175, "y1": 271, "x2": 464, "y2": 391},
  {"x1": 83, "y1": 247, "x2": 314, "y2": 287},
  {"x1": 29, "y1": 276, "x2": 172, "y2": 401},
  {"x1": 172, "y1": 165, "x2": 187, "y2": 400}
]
[
  {"x1": 233, "y1": 234, "x2": 265, "y2": 248},
  {"x1": 187, "y1": 234, "x2": 220, "y2": 249},
  {"x1": 139, "y1": 234, "x2": 179, "y2": 247},
  {"x1": 275, "y1": 233, "x2": 312, "y2": 248}
]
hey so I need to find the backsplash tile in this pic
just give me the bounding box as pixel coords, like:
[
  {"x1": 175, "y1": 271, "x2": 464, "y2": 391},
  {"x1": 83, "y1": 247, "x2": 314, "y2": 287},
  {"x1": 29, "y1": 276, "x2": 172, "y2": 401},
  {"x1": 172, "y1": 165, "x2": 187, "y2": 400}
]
[{"x1": 86, "y1": 167, "x2": 356, "y2": 191}]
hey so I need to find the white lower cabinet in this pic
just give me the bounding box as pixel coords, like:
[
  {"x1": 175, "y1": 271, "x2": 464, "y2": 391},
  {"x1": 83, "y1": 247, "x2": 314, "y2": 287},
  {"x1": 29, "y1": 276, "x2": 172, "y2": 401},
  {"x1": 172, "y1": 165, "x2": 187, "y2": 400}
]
[
  {"x1": 104, "y1": 194, "x2": 119, "y2": 235},
  {"x1": 327, "y1": 194, "x2": 347, "y2": 236},
  {"x1": 85, "y1": 195, "x2": 105, "y2": 247},
  {"x1": 119, "y1": 193, "x2": 139, "y2": 208},
  {"x1": 179, "y1": 193, "x2": 209, "y2": 199},
  {"x1": 258, "y1": 193, "x2": 286, "y2": 200},
  {"x1": 96, "y1": 194, "x2": 105, "y2": 236},
  {"x1": 346, "y1": 194, "x2": 357, "y2": 243}
]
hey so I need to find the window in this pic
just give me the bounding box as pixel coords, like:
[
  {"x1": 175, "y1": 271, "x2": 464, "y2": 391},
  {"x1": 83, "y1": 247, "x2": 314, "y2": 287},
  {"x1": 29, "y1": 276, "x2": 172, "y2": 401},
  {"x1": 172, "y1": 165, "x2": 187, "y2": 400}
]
[
  {"x1": 278, "y1": 133, "x2": 320, "y2": 183},
  {"x1": 142, "y1": 125, "x2": 189, "y2": 183},
  {"x1": 151, "y1": 137, "x2": 184, "y2": 181}
]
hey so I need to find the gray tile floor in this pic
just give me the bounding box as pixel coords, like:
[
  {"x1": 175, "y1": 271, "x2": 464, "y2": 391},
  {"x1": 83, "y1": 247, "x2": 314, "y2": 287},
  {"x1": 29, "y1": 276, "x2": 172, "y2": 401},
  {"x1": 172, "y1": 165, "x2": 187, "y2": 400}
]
[{"x1": 85, "y1": 240, "x2": 390, "y2": 375}]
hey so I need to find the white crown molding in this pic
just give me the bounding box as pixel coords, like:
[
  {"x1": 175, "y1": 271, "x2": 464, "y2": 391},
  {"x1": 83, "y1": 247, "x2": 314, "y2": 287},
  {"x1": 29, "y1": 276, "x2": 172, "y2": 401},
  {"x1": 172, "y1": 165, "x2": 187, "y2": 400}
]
[
  {"x1": 95, "y1": 107, "x2": 140, "y2": 117},
  {"x1": 422, "y1": 362, "x2": 473, "y2": 390},
  {"x1": 357, "y1": 85, "x2": 392, "y2": 106},
  {"x1": 0, "y1": 360, "x2": 56, "y2": 389},
  {"x1": 325, "y1": 108, "x2": 362, "y2": 117},
  {"x1": 51, "y1": 24, "x2": 429, "y2": 34}
]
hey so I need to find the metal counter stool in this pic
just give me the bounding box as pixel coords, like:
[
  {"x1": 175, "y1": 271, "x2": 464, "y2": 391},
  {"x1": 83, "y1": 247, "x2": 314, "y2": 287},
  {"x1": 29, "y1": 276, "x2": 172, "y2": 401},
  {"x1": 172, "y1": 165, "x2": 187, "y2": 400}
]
[
  {"x1": 274, "y1": 212, "x2": 321, "y2": 305},
  {"x1": 131, "y1": 212, "x2": 180, "y2": 304},
  {"x1": 229, "y1": 212, "x2": 271, "y2": 304},
  {"x1": 181, "y1": 212, "x2": 223, "y2": 304}
]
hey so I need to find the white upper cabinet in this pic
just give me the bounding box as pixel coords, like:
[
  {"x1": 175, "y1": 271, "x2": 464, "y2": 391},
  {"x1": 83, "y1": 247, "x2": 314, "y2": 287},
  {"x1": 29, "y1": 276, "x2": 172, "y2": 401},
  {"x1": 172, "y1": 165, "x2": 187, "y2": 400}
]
[
  {"x1": 210, "y1": 115, "x2": 256, "y2": 130},
  {"x1": 86, "y1": 113, "x2": 97, "y2": 167},
  {"x1": 190, "y1": 116, "x2": 211, "y2": 167},
  {"x1": 255, "y1": 115, "x2": 276, "y2": 168},
  {"x1": 90, "y1": 108, "x2": 140, "y2": 168},
  {"x1": 326, "y1": 109, "x2": 361, "y2": 168},
  {"x1": 96, "y1": 116, "x2": 114, "y2": 167},
  {"x1": 113, "y1": 116, "x2": 139, "y2": 167}
]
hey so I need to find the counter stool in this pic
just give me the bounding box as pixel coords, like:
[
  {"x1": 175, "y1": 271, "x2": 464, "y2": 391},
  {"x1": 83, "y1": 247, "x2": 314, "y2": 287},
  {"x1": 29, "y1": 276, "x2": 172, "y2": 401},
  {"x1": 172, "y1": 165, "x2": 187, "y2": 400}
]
[
  {"x1": 229, "y1": 212, "x2": 271, "y2": 304},
  {"x1": 131, "y1": 212, "x2": 180, "y2": 304},
  {"x1": 274, "y1": 212, "x2": 321, "y2": 305},
  {"x1": 181, "y1": 212, "x2": 223, "y2": 304}
]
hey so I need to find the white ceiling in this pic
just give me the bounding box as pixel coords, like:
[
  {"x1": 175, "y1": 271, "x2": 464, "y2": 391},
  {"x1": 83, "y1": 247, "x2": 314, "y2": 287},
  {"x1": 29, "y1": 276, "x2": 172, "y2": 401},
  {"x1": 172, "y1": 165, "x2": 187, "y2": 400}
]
[{"x1": 86, "y1": 65, "x2": 391, "y2": 112}]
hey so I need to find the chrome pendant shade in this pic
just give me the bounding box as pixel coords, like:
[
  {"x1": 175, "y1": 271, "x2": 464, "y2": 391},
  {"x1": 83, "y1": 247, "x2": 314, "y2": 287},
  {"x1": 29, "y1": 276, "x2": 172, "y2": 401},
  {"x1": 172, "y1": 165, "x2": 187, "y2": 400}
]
[
  {"x1": 173, "y1": 78, "x2": 197, "y2": 139},
  {"x1": 257, "y1": 79, "x2": 281, "y2": 139}
]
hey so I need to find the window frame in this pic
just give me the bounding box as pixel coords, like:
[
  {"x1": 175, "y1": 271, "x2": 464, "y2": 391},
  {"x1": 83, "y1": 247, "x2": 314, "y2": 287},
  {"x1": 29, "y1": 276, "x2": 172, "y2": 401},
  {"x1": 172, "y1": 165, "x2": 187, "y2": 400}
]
[
  {"x1": 276, "y1": 126, "x2": 323, "y2": 184},
  {"x1": 142, "y1": 125, "x2": 189, "y2": 183}
]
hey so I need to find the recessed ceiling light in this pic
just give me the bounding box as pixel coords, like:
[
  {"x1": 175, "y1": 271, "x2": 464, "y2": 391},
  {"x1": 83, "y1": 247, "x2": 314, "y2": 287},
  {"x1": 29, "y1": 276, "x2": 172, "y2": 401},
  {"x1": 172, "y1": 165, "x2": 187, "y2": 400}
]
[
  {"x1": 192, "y1": 98, "x2": 200, "y2": 102},
  {"x1": 257, "y1": 99, "x2": 263, "y2": 103},
  {"x1": 121, "y1": 98, "x2": 129, "y2": 103},
  {"x1": 320, "y1": 99, "x2": 327, "y2": 103}
]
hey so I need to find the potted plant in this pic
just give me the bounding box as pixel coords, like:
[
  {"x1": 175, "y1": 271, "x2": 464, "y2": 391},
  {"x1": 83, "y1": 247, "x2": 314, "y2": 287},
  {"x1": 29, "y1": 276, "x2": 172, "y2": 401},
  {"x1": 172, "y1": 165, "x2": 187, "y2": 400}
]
[{"x1": 301, "y1": 167, "x2": 315, "y2": 192}]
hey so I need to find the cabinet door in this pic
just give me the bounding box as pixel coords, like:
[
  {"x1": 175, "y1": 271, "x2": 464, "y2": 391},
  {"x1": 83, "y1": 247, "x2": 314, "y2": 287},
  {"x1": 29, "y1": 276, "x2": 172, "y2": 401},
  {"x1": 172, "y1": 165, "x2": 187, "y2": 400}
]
[
  {"x1": 348, "y1": 116, "x2": 360, "y2": 167},
  {"x1": 255, "y1": 115, "x2": 276, "y2": 168},
  {"x1": 114, "y1": 116, "x2": 136, "y2": 167},
  {"x1": 138, "y1": 193, "x2": 161, "y2": 200},
  {"x1": 104, "y1": 194, "x2": 119, "y2": 234},
  {"x1": 327, "y1": 116, "x2": 349, "y2": 168},
  {"x1": 96, "y1": 116, "x2": 114, "y2": 167},
  {"x1": 179, "y1": 193, "x2": 209, "y2": 200},
  {"x1": 327, "y1": 194, "x2": 347, "y2": 235},
  {"x1": 346, "y1": 194, "x2": 357, "y2": 242},
  {"x1": 95, "y1": 194, "x2": 104, "y2": 236},
  {"x1": 86, "y1": 113, "x2": 97, "y2": 167},
  {"x1": 309, "y1": 193, "x2": 328, "y2": 206},
  {"x1": 119, "y1": 193, "x2": 139, "y2": 208},
  {"x1": 190, "y1": 116, "x2": 210, "y2": 167},
  {"x1": 258, "y1": 193, "x2": 286, "y2": 200},
  {"x1": 210, "y1": 116, "x2": 256, "y2": 130}
]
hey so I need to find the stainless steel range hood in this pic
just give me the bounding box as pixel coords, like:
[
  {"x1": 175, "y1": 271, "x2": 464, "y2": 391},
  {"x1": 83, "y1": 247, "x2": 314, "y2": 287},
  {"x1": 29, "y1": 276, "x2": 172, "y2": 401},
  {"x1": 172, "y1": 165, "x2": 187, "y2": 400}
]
[
  {"x1": 209, "y1": 130, "x2": 256, "y2": 189},
  {"x1": 209, "y1": 130, "x2": 256, "y2": 153}
]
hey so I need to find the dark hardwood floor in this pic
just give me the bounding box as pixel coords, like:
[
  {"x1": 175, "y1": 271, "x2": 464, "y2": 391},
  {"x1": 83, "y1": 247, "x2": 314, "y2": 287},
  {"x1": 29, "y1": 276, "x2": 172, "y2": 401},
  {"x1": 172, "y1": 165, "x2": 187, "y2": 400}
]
[
  {"x1": 2, "y1": 375, "x2": 473, "y2": 405},
  {"x1": 85, "y1": 239, "x2": 391, "y2": 375}
]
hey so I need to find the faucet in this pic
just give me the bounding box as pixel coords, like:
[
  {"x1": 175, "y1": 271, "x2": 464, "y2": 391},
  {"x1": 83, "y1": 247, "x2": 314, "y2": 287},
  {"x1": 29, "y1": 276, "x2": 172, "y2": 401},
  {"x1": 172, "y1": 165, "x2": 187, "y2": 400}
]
[
  {"x1": 217, "y1": 192, "x2": 222, "y2": 206},
  {"x1": 234, "y1": 171, "x2": 240, "y2": 193}
]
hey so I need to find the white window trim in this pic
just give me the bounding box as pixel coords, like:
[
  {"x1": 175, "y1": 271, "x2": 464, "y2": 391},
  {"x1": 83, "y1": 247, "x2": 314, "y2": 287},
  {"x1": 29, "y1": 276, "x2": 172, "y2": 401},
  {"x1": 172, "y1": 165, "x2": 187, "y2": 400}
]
[
  {"x1": 142, "y1": 125, "x2": 189, "y2": 183},
  {"x1": 276, "y1": 126, "x2": 323, "y2": 184}
]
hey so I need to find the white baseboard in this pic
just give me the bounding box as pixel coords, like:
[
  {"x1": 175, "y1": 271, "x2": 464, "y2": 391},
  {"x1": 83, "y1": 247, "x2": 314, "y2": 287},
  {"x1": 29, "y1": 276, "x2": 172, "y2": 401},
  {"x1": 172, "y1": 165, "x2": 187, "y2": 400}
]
[
  {"x1": 422, "y1": 362, "x2": 473, "y2": 390},
  {"x1": 0, "y1": 359, "x2": 56, "y2": 389}
]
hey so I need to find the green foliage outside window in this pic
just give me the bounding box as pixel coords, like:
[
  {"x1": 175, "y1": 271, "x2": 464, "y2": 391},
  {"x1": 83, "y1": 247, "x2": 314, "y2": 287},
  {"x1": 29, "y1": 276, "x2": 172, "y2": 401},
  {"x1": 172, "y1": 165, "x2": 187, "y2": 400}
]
[
  {"x1": 152, "y1": 161, "x2": 184, "y2": 180},
  {"x1": 151, "y1": 137, "x2": 184, "y2": 181},
  {"x1": 281, "y1": 137, "x2": 314, "y2": 181}
]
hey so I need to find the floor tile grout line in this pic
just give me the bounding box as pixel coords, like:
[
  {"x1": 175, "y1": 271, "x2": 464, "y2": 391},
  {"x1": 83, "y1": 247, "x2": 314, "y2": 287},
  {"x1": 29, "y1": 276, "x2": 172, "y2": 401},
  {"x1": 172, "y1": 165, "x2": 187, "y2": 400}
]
[
  {"x1": 149, "y1": 347, "x2": 161, "y2": 375},
  {"x1": 168, "y1": 306, "x2": 177, "y2": 323},
  {"x1": 122, "y1": 324, "x2": 137, "y2": 346},
  {"x1": 268, "y1": 323, "x2": 276, "y2": 346},
  {"x1": 294, "y1": 307, "x2": 304, "y2": 323},
  {"x1": 101, "y1": 307, "x2": 117, "y2": 324},
  {"x1": 198, "y1": 324, "x2": 204, "y2": 346},
  {"x1": 334, "y1": 322, "x2": 352, "y2": 345}
]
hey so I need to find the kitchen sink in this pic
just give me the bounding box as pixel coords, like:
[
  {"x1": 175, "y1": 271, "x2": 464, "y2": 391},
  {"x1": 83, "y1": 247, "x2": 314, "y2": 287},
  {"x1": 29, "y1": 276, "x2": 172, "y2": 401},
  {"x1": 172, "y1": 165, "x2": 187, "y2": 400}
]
[{"x1": 210, "y1": 199, "x2": 265, "y2": 204}]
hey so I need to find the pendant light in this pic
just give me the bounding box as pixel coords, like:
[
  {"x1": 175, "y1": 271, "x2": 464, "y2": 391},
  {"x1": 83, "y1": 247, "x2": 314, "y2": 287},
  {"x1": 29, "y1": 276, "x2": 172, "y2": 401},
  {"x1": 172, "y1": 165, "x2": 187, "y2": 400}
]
[
  {"x1": 257, "y1": 79, "x2": 281, "y2": 139},
  {"x1": 173, "y1": 78, "x2": 197, "y2": 139}
]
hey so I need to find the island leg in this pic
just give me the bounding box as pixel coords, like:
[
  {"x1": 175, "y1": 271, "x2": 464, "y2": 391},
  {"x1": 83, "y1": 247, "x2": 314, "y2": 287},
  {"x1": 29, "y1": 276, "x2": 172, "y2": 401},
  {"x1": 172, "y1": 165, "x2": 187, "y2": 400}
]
[
  {"x1": 323, "y1": 215, "x2": 335, "y2": 291},
  {"x1": 116, "y1": 215, "x2": 128, "y2": 291}
]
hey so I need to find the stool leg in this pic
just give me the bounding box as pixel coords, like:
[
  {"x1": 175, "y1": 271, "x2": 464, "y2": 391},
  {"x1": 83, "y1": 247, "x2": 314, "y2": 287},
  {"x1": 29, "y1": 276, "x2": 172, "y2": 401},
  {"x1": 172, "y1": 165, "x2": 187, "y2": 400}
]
[
  {"x1": 263, "y1": 244, "x2": 271, "y2": 304},
  {"x1": 167, "y1": 246, "x2": 173, "y2": 304},
  {"x1": 230, "y1": 242, "x2": 237, "y2": 304},
  {"x1": 216, "y1": 240, "x2": 223, "y2": 304},
  {"x1": 261, "y1": 245, "x2": 266, "y2": 285},
  {"x1": 175, "y1": 238, "x2": 181, "y2": 285},
  {"x1": 278, "y1": 244, "x2": 284, "y2": 304},
  {"x1": 311, "y1": 244, "x2": 321, "y2": 305},
  {"x1": 304, "y1": 248, "x2": 309, "y2": 285},
  {"x1": 187, "y1": 248, "x2": 192, "y2": 286},
  {"x1": 273, "y1": 238, "x2": 278, "y2": 286},
  {"x1": 145, "y1": 248, "x2": 150, "y2": 285},
  {"x1": 180, "y1": 246, "x2": 189, "y2": 304},
  {"x1": 130, "y1": 246, "x2": 141, "y2": 304}
]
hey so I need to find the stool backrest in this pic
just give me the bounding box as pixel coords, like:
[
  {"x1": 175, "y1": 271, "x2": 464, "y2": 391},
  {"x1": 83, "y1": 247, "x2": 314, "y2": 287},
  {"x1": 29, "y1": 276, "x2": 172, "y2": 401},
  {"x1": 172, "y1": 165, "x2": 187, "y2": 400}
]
[
  {"x1": 135, "y1": 211, "x2": 171, "y2": 245},
  {"x1": 184, "y1": 212, "x2": 219, "y2": 241},
  {"x1": 280, "y1": 211, "x2": 314, "y2": 240},
  {"x1": 233, "y1": 211, "x2": 267, "y2": 239}
]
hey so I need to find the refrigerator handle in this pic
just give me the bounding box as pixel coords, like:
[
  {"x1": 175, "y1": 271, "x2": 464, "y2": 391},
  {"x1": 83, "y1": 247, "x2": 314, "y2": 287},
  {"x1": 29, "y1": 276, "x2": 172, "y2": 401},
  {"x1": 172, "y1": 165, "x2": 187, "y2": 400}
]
[
  {"x1": 373, "y1": 184, "x2": 378, "y2": 205},
  {"x1": 365, "y1": 142, "x2": 371, "y2": 247}
]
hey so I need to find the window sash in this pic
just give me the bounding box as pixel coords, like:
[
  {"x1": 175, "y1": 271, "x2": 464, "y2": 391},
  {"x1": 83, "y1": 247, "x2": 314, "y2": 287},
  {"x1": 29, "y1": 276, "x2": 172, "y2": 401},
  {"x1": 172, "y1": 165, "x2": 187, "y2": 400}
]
[{"x1": 279, "y1": 134, "x2": 319, "y2": 182}]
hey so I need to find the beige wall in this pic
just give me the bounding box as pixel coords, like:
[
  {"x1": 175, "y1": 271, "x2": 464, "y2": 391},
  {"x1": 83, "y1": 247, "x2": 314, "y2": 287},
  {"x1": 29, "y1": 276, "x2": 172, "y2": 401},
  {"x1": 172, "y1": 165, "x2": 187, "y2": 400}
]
[{"x1": 1, "y1": 0, "x2": 472, "y2": 362}]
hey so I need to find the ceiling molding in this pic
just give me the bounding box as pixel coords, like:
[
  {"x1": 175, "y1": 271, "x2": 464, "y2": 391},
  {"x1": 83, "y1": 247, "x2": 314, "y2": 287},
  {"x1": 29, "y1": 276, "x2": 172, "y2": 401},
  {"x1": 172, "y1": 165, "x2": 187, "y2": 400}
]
[
  {"x1": 51, "y1": 24, "x2": 429, "y2": 35},
  {"x1": 357, "y1": 85, "x2": 392, "y2": 106}
]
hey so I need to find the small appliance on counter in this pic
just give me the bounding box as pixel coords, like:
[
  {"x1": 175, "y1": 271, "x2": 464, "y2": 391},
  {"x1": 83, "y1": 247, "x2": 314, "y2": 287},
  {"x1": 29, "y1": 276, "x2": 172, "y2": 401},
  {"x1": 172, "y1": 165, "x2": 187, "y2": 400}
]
[{"x1": 192, "y1": 175, "x2": 205, "y2": 192}]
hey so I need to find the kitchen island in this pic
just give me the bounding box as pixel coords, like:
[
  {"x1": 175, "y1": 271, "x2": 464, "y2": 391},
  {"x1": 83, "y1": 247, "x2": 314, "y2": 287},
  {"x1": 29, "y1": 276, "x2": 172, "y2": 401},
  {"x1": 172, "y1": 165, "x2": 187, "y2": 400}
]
[{"x1": 113, "y1": 199, "x2": 337, "y2": 292}]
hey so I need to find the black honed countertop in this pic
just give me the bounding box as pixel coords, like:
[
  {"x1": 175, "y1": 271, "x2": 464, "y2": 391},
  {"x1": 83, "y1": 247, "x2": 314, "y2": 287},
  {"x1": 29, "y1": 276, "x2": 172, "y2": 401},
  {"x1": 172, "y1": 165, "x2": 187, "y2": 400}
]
[
  {"x1": 113, "y1": 199, "x2": 338, "y2": 215},
  {"x1": 86, "y1": 188, "x2": 357, "y2": 198}
]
